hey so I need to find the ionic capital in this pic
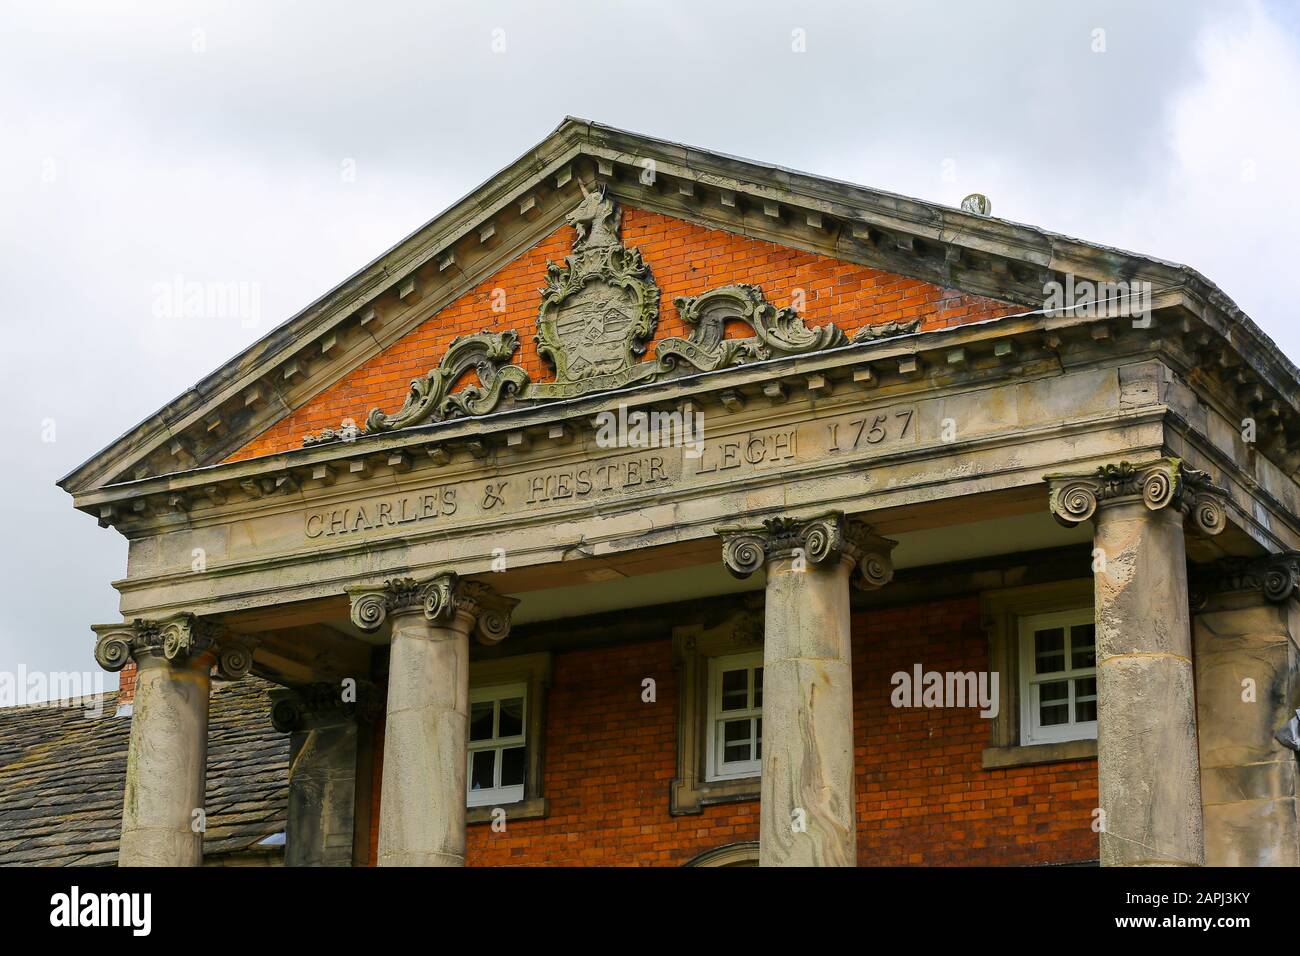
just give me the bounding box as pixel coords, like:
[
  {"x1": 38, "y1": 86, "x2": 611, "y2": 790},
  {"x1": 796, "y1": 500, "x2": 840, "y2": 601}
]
[
  {"x1": 1190, "y1": 551, "x2": 1300, "y2": 607},
  {"x1": 716, "y1": 511, "x2": 897, "y2": 590},
  {"x1": 1044, "y1": 457, "x2": 1228, "y2": 536},
  {"x1": 347, "y1": 572, "x2": 520, "y2": 645},
  {"x1": 91, "y1": 614, "x2": 253, "y2": 679},
  {"x1": 270, "y1": 680, "x2": 383, "y2": 733}
]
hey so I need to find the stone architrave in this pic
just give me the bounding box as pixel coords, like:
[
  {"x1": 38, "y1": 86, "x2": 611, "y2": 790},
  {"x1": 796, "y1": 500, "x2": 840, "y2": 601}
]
[
  {"x1": 92, "y1": 615, "x2": 253, "y2": 867},
  {"x1": 717, "y1": 511, "x2": 896, "y2": 866},
  {"x1": 1045, "y1": 457, "x2": 1229, "y2": 866},
  {"x1": 348, "y1": 573, "x2": 518, "y2": 867}
]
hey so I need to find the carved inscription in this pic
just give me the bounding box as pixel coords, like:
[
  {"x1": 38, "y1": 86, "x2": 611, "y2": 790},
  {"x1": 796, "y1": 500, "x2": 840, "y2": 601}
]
[
  {"x1": 823, "y1": 405, "x2": 917, "y2": 455},
  {"x1": 302, "y1": 406, "x2": 917, "y2": 542}
]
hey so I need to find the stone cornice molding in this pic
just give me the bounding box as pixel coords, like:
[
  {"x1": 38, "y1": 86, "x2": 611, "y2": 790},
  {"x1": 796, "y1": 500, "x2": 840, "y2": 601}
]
[
  {"x1": 269, "y1": 680, "x2": 382, "y2": 733},
  {"x1": 716, "y1": 511, "x2": 897, "y2": 590},
  {"x1": 347, "y1": 572, "x2": 519, "y2": 644},
  {"x1": 1044, "y1": 457, "x2": 1229, "y2": 537},
  {"x1": 1190, "y1": 551, "x2": 1300, "y2": 606},
  {"x1": 91, "y1": 614, "x2": 253, "y2": 679}
]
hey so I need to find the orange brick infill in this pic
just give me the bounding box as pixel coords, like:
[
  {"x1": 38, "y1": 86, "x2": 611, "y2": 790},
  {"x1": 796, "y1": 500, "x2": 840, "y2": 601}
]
[
  {"x1": 366, "y1": 595, "x2": 1098, "y2": 866},
  {"x1": 233, "y1": 206, "x2": 1019, "y2": 462}
]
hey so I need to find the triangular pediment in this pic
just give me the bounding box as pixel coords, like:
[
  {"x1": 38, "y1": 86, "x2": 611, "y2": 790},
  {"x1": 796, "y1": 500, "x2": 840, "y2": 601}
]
[{"x1": 58, "y1": 117, "x2": 1287, "y2": 500}]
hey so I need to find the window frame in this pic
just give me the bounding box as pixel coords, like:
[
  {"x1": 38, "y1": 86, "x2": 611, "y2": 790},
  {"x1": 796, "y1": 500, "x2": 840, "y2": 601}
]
[
  {"x1": 1017, "y1": 608, "x2": 1097, "y2": 746},
  {"x1": 671, "y1": 601, "x2": 765, "y2": 815},
  {"x1": 467, "y1": 681, "x2": 529, "y2": 808},
  {"x1": 980, "y1": 579, "x2": 1098, "y2": 770},
  {"x1": 705, "y1": 651, "x2": 764, "y2": 781},
  {"x1": 464, "y1": 652, "x2": 551, "y2": 824}
]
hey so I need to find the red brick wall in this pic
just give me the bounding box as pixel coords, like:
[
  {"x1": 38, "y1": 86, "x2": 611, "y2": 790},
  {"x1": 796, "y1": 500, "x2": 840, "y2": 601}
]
[
  {"x1": 233, "y1": 206, "x2": 1018, "y2": 462},
  {"x1": 117, "y1": 661, "x2": 138, "y2": 705},
  {"x1": 366, "y1": 595, "x2": 1099, "y2": 866}
]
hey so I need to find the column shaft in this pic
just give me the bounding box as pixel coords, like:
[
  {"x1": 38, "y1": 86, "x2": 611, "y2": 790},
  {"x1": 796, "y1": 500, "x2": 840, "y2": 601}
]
[
  {"x1": 119, "y1": 654, "x2": 211, "y2": 866},
  {"x1": 1194, "y1": 588, "x2": 1300, "y2": 866},
  {"x1": 1093, "y1": 501, "x2": 1203, "y2": 865},
  {"x1": 377, "y1": 611, "x2": 470, "y2": 867},
  {"x1": 760, "y1": 555, "x2": 857, "y2": 866}
]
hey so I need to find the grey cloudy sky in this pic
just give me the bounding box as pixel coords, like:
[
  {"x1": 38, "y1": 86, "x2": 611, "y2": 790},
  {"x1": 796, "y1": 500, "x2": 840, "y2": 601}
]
[{"x1": 2, "y1": 0, "x2": 1298, "y2": 691}]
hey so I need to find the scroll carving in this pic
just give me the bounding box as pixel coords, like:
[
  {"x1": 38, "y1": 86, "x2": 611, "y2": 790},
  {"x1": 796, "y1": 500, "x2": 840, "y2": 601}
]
[
  {"x1": 716, "y1": 511, "x2": 897, "y2": 591},
  {"x1": 658, "y1": 284, "x2": 846, "y2": 373},
  {"x1": 347, "y1": 571, "x2": 519, "y2": 645},
  {"x1": 1045, "y1": 457, "x2": 1229, "y2": 537},
  {"x1": 91, "y1": 615, "x2": 253, "y2": 678}
]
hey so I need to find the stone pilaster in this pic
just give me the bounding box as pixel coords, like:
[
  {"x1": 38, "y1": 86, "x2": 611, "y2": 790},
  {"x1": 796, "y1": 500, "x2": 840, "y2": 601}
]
[
  {"x1": 1045, "y1": 457, "x2": 1228, "y2": 866},
  {"x1": 349, "y1": 573, "x2": 518, "y2": 867},
  {"x1": 93, "y1": 615, "x2": 252, "y2": 867},
  {"x1": 271, "y1": 681, "x2": 381, "y2": 867},
  {"x1": 717, "y1": 511, "x2": 896, "y2": 867},
  {"x1": 1190, "y1": 553, "x2": 1300, "y2": 866}
]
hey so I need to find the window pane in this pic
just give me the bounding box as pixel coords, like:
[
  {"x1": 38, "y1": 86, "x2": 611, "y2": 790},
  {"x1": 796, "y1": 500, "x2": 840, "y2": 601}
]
[
  {"x1": 1074, "y1": 676, "x2": 1097, "y2": 722},
  {"x1": 500, "y1": 746, "x2": 526, "y2": 788},
  {"x1": 722, "y1": 718, "x2": 751, "y2": 763},
  {"x1": 1071, "y1": 624, "x2": 1096, "y2": 669},
  {"x1": 470, "y1": 750, "x2": 495, "y2": 791},
  {"x1": 1038, "y1": 680, "x2": 1069, "y2": 726},
  {"x1": 755, "y1": 717, "x2": 762, "y2": 760},
  {"x1": 754, "y1": 668, "x2": 763, "y2": 708},
  {"x1": 1034, "y1": 628, "x2": 1066, "y2": 674},
  {"x1": 498, "y1": 697, "x2": 524, "y2": 738},
  {"x1": 720, "y1": 669, "x2": 748, "y2": 711},
  {"x1": 469, "y1": 701, "x2": 494, "y2": 742}
]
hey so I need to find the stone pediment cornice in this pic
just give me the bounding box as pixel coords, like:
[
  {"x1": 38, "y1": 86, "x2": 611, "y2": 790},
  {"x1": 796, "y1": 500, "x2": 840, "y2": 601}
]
[{"x1": 57, "y1": 117, "x2": 1300, "y2": 508}]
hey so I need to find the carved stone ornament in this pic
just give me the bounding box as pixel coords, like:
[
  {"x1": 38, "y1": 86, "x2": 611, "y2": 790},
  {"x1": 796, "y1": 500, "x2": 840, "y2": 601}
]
[
  {"x1": 347, "y1": 571, "x2": 519, "y2": 645},
  {"x1": 1044, "y1": 457, "x2": 1229, "y2": 537},
  {"x1": 331, "y1": 194, "x2": 919, "y2": 441},
  {"x1": 92, "y1": 615, "x2": 253, "y2": 679},
  {"x1": 530, "y1": 185, "x2": 660, "y2": 398},
  {"x1": 716, "y1": 511, "x2": 897, "y2": 590},
  {"x1": 364, "y1": 331, "x2": 532, "y2": 433},
  {"x1": 270, "y1": 680, "x2": 382, "y2": 733},
  {"x1": 658, "y1": 283, "x2": 846, "y2": 372},
  {"x1": 1190, "y1": 551, "x2": 1300, "y2": 607}
]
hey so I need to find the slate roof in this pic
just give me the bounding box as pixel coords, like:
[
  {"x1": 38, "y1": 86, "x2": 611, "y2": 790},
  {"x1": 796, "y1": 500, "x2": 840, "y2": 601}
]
[{"x1": 0, "y1": 677, "x2": 288, "y2": 866}]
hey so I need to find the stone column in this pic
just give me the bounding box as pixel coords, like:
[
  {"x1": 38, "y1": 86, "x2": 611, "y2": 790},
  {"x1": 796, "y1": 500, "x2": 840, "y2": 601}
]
[
  {"x1": 271, "y1": 681, "x2": 380, "y2": 867},
  {"x1": 1046, "y1": 458, "x2": 1228, "y2": 866},
  {"x1": 1190, "y1": 553, "x2": 1300, "y2": 866},
  {"x1": 718, "y1": 512, "x2": 896, "y2": 867},
  {"x1": 93, "y1": 616, "x2": 252, "y2": 867},
  {"x1": 349, "y1": 573, "x2": 517, "y2": 867}
]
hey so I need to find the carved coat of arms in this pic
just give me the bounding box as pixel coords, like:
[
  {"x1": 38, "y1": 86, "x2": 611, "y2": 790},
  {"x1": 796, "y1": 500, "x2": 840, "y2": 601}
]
[{"x1": 531, "y1": 186, "x2": 659, "y2": 397}]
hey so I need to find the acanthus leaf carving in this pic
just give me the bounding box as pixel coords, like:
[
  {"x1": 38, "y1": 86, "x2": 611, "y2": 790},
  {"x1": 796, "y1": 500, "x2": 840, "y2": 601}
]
[{"x1": 716, "y1": 511, "x2": 897, "y2": 591}]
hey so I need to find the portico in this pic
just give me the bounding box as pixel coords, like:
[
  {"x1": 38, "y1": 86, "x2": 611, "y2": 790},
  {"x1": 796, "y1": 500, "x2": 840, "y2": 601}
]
[{"x1": 64, "y1": 121, "x2": 1300, "y2": 867}]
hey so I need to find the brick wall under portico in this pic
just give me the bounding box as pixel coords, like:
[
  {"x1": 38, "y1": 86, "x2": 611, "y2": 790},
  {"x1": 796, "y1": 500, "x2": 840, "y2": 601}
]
[{"x1": 365, "y1": 595, "x2": 1100, "y2": 866}]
